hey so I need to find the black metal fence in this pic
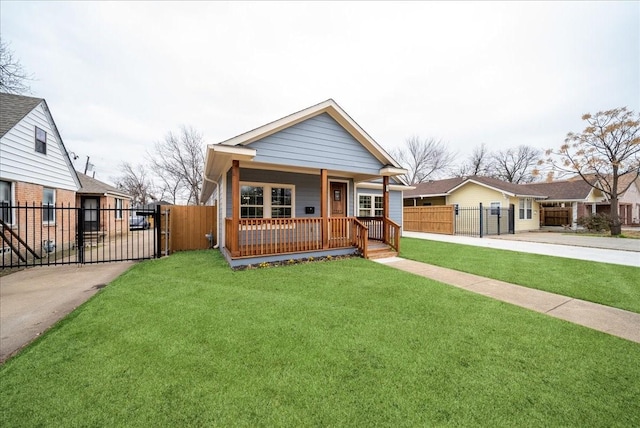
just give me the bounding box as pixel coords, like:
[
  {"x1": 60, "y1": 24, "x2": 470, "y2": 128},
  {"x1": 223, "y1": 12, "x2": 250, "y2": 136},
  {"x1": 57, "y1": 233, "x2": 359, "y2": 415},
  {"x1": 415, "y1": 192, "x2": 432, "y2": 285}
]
[
  {"x1": 1, "y1": 203, "x2": 160, "y2": 269},
  {"x1": 454, "y1": 203, "x2": 515, "y2": 237}
]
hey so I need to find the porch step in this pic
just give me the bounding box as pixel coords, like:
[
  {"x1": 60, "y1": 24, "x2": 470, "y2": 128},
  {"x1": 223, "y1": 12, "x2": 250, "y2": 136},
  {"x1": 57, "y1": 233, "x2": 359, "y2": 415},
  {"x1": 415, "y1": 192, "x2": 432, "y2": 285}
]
[{"x1": 366, "y1": 242, "x2": 398, "y2": 260}]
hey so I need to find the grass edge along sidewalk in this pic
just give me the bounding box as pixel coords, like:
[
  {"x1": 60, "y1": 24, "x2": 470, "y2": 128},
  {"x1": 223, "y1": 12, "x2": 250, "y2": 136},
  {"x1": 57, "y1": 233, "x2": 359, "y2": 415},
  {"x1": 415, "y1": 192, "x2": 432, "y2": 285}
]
[
  {"x1": 400, "y1": 237, "x2": 640, "y2": 314},
  {"x1": 1, "y1": 251, "x2": 639, "y2": 427}
]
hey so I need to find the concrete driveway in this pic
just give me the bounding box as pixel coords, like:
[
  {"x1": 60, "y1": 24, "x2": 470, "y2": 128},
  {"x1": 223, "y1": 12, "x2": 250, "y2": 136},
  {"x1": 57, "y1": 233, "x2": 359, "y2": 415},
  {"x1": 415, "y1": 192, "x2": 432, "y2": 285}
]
[{"x1": 0, "y1": 262, "x2": 134, "y2": 363}]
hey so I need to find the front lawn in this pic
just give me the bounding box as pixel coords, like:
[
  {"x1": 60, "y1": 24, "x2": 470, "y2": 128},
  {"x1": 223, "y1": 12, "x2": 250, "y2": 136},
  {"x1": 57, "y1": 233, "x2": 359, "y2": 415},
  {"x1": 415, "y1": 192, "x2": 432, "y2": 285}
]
[
  {"x1": 1, "y1": 251, "x2": 639, "y2": 426},
  {"x1": 400, "y1": 237, "x2": 640, "y2": 313}
]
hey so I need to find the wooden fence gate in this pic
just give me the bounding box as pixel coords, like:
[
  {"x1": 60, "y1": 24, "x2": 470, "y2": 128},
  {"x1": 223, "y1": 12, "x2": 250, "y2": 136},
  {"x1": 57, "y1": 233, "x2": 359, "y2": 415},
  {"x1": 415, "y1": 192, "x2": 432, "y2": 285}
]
[
  {"x1": 403, "y1": 206, "x2": 454, "y2": 234},
  {"x1": 540, "y1": 207, "x2": 572, "y2": 226},
  {"x1": 160, "y1": 205, "x2": 217, "y2": 255}
]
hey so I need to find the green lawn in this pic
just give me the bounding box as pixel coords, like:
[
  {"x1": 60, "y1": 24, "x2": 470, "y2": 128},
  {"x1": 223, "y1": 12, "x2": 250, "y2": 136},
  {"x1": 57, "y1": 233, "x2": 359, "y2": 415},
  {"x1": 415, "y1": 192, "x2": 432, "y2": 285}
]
[
  {"x1": 401, "y1": 237, "x2": 640, "y2": 314},
  {"x1": 1, "y1": 251, "x2": 639, "y2": 427}
]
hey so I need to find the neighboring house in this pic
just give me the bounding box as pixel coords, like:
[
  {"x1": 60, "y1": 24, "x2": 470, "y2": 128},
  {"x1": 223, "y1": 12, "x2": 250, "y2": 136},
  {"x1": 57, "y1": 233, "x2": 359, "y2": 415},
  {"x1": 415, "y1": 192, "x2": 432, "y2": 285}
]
[
  {"x1": 76, "y1": 172, "x2": 131, "y2": 237},
  {"x1": 522, "y1": 179, "x2": 608, "y2": 226},
  {"x1": 1, "y1": 93, "x2": 80, "y2": 254},
  {"x1": 403, "y1": 176, "x2": 546, "y2": 232},
  {"x1": 199, "y1": 99, "x2": 408, "y2": 267}
]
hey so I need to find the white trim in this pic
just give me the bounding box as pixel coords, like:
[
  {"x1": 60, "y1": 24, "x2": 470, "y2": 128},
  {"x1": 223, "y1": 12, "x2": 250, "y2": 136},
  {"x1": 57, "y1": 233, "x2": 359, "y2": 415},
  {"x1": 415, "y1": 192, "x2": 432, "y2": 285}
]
[
  {"x1": 357, "y1": 193, "x2": 384, "y2": 217},
  {"x1": 329, "y1": 179, "x2": 350, "y2": 217},
  {"x1": 379, "y1": 166, "x2": 407, "y2": 177},
  {"x1": 240, "y1": 181, "x2": 296, "y2": 219},
  {"x1": 356, "y1": 182, "x2": 414, "y2": 191}
]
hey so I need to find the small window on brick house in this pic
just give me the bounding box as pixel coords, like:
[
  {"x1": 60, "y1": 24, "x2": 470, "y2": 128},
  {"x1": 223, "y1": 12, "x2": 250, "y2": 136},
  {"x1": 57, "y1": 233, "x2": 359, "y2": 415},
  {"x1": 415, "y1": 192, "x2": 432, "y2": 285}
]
[
  {"x1": 43, "y1": 188, "x2": 55, "y2": 223},
  {"x1": 0, "y1": 180, "x2": 12, "y2": 224},
  {"x1": 35, "y1": 127, "x2": 47, "y2": 154}
]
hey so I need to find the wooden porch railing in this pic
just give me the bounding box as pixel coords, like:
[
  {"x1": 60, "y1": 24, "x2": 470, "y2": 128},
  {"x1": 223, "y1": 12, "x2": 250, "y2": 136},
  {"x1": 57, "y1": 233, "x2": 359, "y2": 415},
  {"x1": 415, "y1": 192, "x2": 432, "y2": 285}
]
[
  {"x1": 224, "y1": 217, "x2": 370, "y2": 258},
  {"x1": 356, "y1": 216, "x2": 400, "y2": 253}
]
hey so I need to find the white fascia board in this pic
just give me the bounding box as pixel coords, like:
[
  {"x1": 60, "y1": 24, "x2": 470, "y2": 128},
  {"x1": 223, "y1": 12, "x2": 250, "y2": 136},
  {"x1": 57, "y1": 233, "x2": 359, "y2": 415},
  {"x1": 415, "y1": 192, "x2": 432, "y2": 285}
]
[
  {"x1": 356, "y1": 182, "x2": 414, "y2": 191},
  {"x1": 379, "y1": 166, "x2": 407, "y2": 176},
  {"x1": 405, "y1": 193, "x2": 450, "y2": 198},
  {"x1": 449, "y1": 179, "x2": 516, "y2": 197}
]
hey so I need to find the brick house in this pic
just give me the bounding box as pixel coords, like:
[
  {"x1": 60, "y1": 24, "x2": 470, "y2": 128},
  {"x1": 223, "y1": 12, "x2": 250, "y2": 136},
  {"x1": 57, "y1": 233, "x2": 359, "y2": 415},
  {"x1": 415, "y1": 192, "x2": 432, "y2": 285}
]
[
  {"x1": 76, "y1": 172, "x2": 131, "y2": 238},
  {"x1": 1, "y1": 93, "x2": 81, "y2": 255}
]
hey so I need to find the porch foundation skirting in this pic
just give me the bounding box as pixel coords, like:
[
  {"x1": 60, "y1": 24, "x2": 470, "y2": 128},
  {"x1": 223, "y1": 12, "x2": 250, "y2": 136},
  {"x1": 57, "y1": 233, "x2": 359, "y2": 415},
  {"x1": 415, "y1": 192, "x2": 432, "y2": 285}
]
[{"x1": 220, "y1": 246, "x2": 359, "y2": 269}]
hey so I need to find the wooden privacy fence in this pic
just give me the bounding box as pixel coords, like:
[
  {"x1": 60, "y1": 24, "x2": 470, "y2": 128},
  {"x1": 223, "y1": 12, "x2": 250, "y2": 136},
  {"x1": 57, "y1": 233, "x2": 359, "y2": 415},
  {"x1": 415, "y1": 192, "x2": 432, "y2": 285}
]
[
  {"x1": 160, "y1": 205, "x2": 217, "y2": 254},
  {"x1": 403, "y1": 206, "x2": 454, "y2": 235},
  {"x1": 540, "y1": 207, "x2": 572, "y2": 226}
]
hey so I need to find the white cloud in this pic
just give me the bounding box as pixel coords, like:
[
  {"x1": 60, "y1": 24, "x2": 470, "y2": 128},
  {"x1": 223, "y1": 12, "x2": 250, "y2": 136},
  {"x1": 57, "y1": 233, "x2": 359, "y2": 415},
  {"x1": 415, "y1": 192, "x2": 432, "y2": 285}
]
[{"x1": 1, "y1": 1, "x2": 637, "y2": 184}]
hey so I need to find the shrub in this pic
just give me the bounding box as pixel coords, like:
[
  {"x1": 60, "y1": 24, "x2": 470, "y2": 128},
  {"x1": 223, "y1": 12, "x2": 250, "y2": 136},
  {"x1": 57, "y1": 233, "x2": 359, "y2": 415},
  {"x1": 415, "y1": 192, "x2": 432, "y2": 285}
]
[{"x1": 577, "y1": 213, "x2": 611, "y2": 233}]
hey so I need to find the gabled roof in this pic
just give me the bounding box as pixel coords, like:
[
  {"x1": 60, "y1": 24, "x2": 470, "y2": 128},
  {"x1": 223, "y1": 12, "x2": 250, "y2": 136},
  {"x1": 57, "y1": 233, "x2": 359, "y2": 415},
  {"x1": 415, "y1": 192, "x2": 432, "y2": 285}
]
[
  {"x1": 522, "y1": 179, "x2": 596, "y2": 201},
  {"x1": 404, "y1": 176, "x2": 546, "y2": 199},
  {"x1": 0, "y1": 93, "x2": 44, "y2": 137},
  {"x1": 201, "y1": 99, "x2": 407, "y2": 203},
  {"x1": 0, "y1": 92, "x2": 81, "y2": 190},
  {"x1": 77, "y1": 172, "x2": 130, "y2": 198},
  {"x1": 218, "y1": 99, "x2": 402, "y2": 169}
]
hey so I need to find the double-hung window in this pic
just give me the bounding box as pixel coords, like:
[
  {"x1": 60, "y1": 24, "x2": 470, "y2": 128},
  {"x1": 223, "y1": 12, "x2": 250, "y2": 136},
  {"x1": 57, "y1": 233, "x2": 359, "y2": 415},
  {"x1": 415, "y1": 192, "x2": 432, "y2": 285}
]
[
  {"x1": 35, "y1": 127, "x2": 47, "y2": 154},
  {"x1": 358, "y1": 195, "x2": 383, "y2": 217},
  {"x1": 519, "y1": 198, "x2": 532, "y2": 220},
  {"x1": 43, "y1": 188, "x2": 55, "y2": 224},
  {"x1": 240, "y1": 183, "x2": 294, "y2": 219},
  {"x1": 115, "y1": 198, "x2": 123, "y2": 219},
  {"x1": 0, "y1": 181, "x2": 12, "y2": 224}
]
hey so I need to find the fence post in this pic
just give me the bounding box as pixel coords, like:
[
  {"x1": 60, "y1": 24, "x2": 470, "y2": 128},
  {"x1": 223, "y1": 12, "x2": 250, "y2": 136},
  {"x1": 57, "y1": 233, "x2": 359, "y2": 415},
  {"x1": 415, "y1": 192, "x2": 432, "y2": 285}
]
[
  {"x1": 155, "y1": 205, "x2": 162, "y2": 258},
  {"x1": 479, "y1": 203, "x2": 483, "y2": 238},
  {"x1": 77, "y1": 206, "x2": 84, "y2": 263},
  {"x1": 509, "y1": 204, "x2": 515, "y2": 234}
]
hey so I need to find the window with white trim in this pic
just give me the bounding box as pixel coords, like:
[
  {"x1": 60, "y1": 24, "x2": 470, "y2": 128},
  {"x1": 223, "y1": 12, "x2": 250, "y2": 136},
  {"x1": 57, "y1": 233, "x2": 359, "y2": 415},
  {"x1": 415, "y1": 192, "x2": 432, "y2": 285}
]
[
  {"x1": 358, "y1": 194, "x2": 383, "y2": 217},
  {"x1": 490, "y1": 201, "x2": 501, "y2": 216},
  {"x1": 35, "y1": 126, "x2": 47, "y2": 154},
  {"x1": 519, "y1": 198, "x2": 532, "y2": 220},
  {"x1": 0, "y1": 180, "x2": 13, "y2": 224},
  {"x1": 240, "y1": 183, "x2": 294, "y2": 219},
  {"x1": 115, "y1": 198, "x2": 123, "y2": 219},
  {"x1": 43, "y1": 188, "x2": 55, "y2": 224}
]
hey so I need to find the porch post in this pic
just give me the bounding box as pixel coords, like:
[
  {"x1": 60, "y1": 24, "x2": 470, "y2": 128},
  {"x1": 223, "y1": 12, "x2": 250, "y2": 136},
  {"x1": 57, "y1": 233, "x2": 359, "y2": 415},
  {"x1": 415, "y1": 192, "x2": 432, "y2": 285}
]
[
  {"x1": 572, "y1": 201, "x2": 578, "y2": 230},
  {"x1": 383, "y1": 175, "x2": 390, "y2": 243},
  {"x1": 321, "y1": 169, "x2": 328, "y2": 249},
  {"x1": 231, "y1": 160, "x2": 240, "y2": 257}
]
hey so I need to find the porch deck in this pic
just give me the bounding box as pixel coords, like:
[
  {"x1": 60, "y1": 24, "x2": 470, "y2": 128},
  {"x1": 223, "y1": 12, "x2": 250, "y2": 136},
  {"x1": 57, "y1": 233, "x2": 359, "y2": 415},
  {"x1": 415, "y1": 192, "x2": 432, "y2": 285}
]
[{"x1": 223, "y1": 216, "x2": 399, "y2": 265}]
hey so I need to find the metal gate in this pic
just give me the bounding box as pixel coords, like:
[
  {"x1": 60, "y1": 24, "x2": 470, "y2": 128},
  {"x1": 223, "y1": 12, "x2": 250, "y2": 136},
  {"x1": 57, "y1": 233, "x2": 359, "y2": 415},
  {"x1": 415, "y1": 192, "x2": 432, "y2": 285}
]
[{"x1": 1, "y1": 204, "x2": 161, "y2": 269}]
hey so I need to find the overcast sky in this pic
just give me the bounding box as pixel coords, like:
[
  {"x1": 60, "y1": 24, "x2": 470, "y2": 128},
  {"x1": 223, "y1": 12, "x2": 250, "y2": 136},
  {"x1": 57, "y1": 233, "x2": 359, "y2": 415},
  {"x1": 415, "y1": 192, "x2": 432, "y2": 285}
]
[{"x1": 2, "y1": 1, "x2": 638, "y2": 185}]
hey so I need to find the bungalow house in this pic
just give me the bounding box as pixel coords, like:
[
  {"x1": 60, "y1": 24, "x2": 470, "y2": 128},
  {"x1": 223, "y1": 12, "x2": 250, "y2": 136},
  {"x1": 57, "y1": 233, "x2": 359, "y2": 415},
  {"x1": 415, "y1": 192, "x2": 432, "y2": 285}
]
[
  {"x1": 1, "y1": 93, "x2": 80, "y2": 256},
  {"x1": 524, "y1": 176, "x2": 640, "y2": 226},
  {"x1": 76, "y1": 172, "x2": 131, "y2": 238},
  {"x1": 199, "y1": 99, "x2": 408, "y2": 267},
  {"x1": 522, "y1": 179, "x2": 607, "y2": 227},
  {"x1": 403, "y1": 176, "x2": 546, "y2": 233}
]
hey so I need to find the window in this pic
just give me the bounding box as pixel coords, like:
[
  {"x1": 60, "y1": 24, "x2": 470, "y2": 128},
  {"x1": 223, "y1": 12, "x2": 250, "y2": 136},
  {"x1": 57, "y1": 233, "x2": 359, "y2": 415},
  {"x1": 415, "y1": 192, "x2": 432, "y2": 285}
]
[
  {"x1": 43, "y1": 188, "x2": 55, "y2": 223},
  {"x1": 0, "y1": 181, "x2": 12, "y2": 224},
  {"x1": 519, "y1": 198, "x2": 532, "y2": 220},
  {"x1": 35, "y1": 127, "x2": 47, "y2": 154},
  {"x1": 490, "y1": 201, "x2": 501, "y2": 216},
  {"x1": 240, "y1": 183, "x2": 294, "y2": 219},
  {"x1": 115, "y1": 198, "x2": 123, "y2": 219},
  {"x1": 358, "y1": 195, "x2": 383, "y2": 217}
]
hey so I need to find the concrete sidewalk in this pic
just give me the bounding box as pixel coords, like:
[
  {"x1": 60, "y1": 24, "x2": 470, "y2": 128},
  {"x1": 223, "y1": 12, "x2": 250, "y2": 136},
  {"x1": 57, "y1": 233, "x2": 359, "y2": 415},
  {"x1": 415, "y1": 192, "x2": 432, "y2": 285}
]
[
  {"x1": 375, "y1": 257, "x2": 640, "y2": 343},
  {"x1": 403, "y1": 231, "x2": 640, "y2": 267}
]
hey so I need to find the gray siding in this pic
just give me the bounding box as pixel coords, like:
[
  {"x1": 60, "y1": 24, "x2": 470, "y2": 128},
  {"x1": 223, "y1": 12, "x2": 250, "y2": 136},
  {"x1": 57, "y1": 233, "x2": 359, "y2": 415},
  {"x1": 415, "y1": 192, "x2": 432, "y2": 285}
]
[
  {"x1": 225, "y1": 168, "x2": 354, "y2": 218},
  {"x1": 249, "y1": 113, "x2": 384, "y2": 175}
]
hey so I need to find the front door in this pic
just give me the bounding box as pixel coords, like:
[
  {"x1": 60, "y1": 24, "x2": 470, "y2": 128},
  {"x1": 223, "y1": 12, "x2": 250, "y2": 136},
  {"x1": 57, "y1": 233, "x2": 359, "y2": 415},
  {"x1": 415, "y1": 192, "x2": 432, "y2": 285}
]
[
  {"x1": 330, "y1": 182, "x2": 347, "y2": 217},
  {"x1": 83, "y1": 197, "x2": 99, "y2": 232}
]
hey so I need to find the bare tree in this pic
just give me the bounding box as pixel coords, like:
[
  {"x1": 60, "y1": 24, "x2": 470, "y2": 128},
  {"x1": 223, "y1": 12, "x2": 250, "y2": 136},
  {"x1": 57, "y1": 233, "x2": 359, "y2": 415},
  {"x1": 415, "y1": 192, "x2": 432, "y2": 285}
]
[
  {"x1": 148, "y1": 126, "x2": 205, "y2": 205},
  {"x1": 454, "y1": 143, "x2": 494, "y2": 177},
  {"x1": 112, "y1": 162, "x2": 156, "y2": 207},
  {"x1": 546, "y1": 107, "x2": 640, "y2": 235},
  {"x1": 393, "y1": 136, "x2": 456, "y2": 184},
  {"x1": 0, "y1": 39, "x2": 33, "y2": 94},
  {"x1": 489, "y1": 145, "x2": 542, "y2": 184}
]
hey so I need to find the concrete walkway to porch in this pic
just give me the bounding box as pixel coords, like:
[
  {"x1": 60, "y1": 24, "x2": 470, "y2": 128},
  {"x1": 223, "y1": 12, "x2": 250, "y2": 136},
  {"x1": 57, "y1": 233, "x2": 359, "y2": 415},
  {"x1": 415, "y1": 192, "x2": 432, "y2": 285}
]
[{"x1": 374, "y1": 256, "x2": 640, "y2": 344}]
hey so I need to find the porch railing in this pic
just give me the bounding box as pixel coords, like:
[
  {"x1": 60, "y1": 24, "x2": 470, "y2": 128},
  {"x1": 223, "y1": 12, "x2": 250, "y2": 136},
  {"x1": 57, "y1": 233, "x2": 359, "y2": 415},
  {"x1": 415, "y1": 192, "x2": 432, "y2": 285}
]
[
  {"x1": 356, "y1": 217, "x2": 400, "y2": 253},
  {"x1": 224, "y1": 217, "x2": 370, "y2": 258}
]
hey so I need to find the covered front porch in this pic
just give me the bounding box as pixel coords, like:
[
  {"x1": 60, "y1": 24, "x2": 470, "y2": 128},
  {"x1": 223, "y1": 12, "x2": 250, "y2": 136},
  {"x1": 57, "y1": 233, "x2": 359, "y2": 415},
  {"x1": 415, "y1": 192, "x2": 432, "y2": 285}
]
[{"x1": 221, "y1": 160, "x2": 401, "y2": 267}]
